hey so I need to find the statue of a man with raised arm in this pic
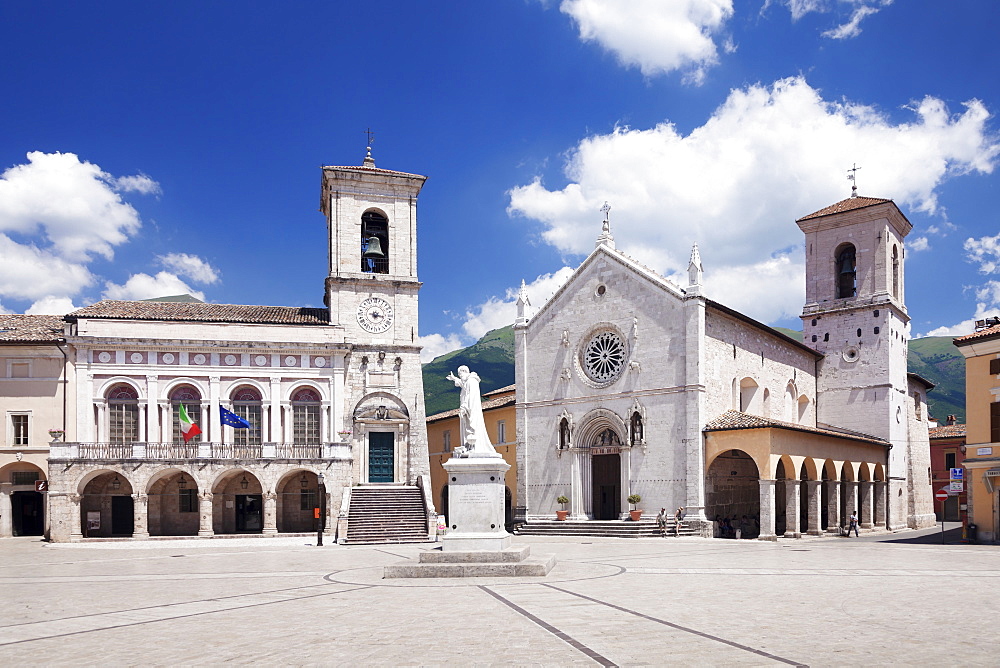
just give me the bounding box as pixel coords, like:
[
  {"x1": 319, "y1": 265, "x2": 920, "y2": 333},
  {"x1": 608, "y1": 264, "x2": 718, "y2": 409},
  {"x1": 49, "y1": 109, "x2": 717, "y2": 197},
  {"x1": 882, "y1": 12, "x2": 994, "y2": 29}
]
[{"x1": 446, "y1": 365, "x2": 500, "y2": 458}]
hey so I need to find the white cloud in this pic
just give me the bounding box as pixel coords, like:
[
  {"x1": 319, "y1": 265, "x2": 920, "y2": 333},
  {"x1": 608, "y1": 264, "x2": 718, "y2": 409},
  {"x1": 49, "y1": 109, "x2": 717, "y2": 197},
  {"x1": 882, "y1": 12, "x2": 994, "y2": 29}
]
[
  {"x1": 26, "y1": 296, "x2": 77, "y2": 315},
  {"x1": 965, "y1": 233, "x2": 1000, "y2": 274},
  {"x1": 767, "y1": 0, "x2": 893, "y2": 39},
  {"x1": 0, "y1": 151, "x2": 158, "y2": 262},
  {"x1": 160, "y1": 253, "x2": 220, "y2": 284},
  {"x1": 908, "y1": 237, "x2": 930, "y2": 252},
  {"x1": 0, "y1": 234, "x2": 94, "y2": 300},
  {"x1": 462, "y1": 267, "x2": 576, "y2": 341},
  {"x1": 417, "y1": 333, "x2": 468, "y2": 363},
  {"x1": 558, "y1": 0, "x2": 734, "y2": 82},
  {"x1": 102, "y1": 272, "x2": 205, "y2": 302},
  {"x1": 922, "y1": 296, "x2": 1000, "y2": 338},
  {"x1": 508, "y1": 77, "x2": 1000, "y2": 323}
]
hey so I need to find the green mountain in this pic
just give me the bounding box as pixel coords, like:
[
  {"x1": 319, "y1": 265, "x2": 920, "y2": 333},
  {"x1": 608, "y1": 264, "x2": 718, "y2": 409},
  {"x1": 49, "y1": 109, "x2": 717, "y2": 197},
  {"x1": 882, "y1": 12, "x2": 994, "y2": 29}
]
[
  {"x1": 422, "y1": 327, "x2": 967, "y2": 423},
  {"x1": 422, "y1": 325, "x2": 515, "y2": 416}
]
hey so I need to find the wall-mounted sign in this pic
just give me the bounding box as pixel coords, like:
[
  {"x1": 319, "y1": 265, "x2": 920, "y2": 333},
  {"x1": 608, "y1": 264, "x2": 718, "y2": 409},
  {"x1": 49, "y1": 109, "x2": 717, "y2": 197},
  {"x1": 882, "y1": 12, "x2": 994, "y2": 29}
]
[
  {"x1": 949, "y1": 481, "x2": 964, "y2": 492},
  {"x1": 950, "y1": 468, "x2": 964, "y2": 480},
  {"x1": 86, "y1": 512, "x2": 100, "y2": 531},
  {"x1": 977, "y1": 447, "x2": 993, "y2": 456}
]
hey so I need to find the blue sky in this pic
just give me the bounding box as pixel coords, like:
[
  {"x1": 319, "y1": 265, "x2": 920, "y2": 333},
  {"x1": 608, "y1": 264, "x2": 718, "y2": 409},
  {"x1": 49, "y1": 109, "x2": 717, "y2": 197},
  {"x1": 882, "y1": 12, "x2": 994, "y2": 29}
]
[{"x1": 2, "y1": 1, "x2": 999, "y2": 360}]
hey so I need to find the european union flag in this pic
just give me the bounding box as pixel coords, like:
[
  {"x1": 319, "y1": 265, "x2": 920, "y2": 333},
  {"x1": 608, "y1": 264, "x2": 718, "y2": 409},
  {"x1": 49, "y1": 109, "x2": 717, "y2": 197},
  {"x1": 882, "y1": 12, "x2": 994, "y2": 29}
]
[{"x1": 220, "y1": 406, "x2": 252, "y2": 429}]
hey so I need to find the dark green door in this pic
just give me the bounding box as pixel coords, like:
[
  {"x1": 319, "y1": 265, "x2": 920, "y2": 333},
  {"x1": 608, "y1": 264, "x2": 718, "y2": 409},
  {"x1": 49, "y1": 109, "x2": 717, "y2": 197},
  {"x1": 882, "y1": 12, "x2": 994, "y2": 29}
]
[{"x1": 368, "y1": 432, "x2": 395, "y2": 482}]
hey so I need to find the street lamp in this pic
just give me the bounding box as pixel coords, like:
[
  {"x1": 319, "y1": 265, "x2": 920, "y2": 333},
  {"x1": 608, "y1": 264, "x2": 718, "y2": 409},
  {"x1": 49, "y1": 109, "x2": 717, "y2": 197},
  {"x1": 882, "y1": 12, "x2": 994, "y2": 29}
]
[
  {"x1": 316, "y1": 472, "x2": 326, "y2": 547},
  {"x1": 111, "y1": 475, "x2": 121, "y2": 490},
  {"x1": 240, "y1": 475, "x2": 249, "y2": 490}
]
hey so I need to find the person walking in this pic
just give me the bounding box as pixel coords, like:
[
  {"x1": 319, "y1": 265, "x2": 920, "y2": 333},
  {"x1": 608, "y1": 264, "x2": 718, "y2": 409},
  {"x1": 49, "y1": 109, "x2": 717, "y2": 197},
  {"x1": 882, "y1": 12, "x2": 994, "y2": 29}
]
[
  {"x1": 674, "y1": 507, "x2": 685, "y2": 537},
  {"x1": 656, "y1": 508, "x2": 668, "y2": 537},
  {"x1": 848, "y1": 511, "x2": 859, "y2": 537}
]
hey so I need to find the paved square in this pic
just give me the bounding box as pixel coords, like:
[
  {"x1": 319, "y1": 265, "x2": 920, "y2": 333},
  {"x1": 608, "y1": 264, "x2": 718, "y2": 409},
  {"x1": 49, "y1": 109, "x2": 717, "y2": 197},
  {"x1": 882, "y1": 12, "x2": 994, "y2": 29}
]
[{"x1": 0, "y1": 527, "x2": 993, "y2": 666}]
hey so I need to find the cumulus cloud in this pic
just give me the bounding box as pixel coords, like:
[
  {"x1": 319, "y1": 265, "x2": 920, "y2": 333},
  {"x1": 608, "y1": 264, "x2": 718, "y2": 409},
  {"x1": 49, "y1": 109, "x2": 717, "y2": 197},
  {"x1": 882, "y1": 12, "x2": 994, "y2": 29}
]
[
  {"x1": 26, "y1": 296, "x2": 78, "y2": 315},
  {"x1": 508, "y1": 77, "x2": 1000, "y2": 324},
  {"x1": 922, "y1": 295, "x2": 1000, "y2": 338},
  {"x1": 965, "y1": 233, "x2": 1000, "y2": 274},
  {"x1": 908, "y1": 237, "x2": 930, "y2": 252},
  {"x1": 102, "y1": 272, "x2": 205, "y2": 302},
  {"x1": 0, "y1": 234, "x2": 94, "y2": 301},
  {"x1": 417, "y1": 333, "x2": 468, "y2": 363},
  {"x1": 558, "y1": 0, "x2": 734, "y2": 82},
  {"x1": 159, "y1": 253, "x2": 220, "y2": 284}
]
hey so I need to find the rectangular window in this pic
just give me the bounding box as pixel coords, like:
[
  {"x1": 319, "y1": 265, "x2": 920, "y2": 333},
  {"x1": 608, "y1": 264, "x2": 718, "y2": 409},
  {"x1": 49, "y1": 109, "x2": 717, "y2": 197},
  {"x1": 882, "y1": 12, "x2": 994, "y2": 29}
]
[
  {"x1": 293, "y1": 405, "x2": 321, "y2": 444},
  {"x1": 991, "y1": 358, "x2": 1000, "y2": 375},
  {"x1": 178, "y1": 489, "x2": 197, "y2": 513},
  {"x1": 496, "y1": 420, "x2": 507, "y2": 444},
  {"x1": 233, "y1": 404, "x2": 262, "y2": 446},
  {"x1": 442, "y1": 430, "x2": 451, "y2": 452},
  {"x1": 944, "y1": 451, "x2": 956, "y2": 470},
  {"x1": 110, "y1": 403, "x2": 139, "y2": 444},
  {"x1": 11, "y1": 414, "x2": 29, "y2": 446},
  {"x1": 10, "y1": 362, "x2": 30, "y2": 378},
  {"x1": 300, "y1": 490, "x2": 317, "y2": 511},
  {"x1": 11, "y1": 471, "x2": 39, "y2": 485},
  {"x1": 991, "y1": 401, "x2": 1000, "y2": 443},
  {"x1": 172, "y1": 404, "x2": 202, "y2": 444}
]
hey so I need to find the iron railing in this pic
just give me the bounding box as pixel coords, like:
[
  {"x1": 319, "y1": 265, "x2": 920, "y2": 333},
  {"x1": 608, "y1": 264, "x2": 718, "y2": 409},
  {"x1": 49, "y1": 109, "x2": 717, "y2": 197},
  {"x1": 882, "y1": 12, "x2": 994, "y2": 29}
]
[{"x1": 52, "y1": 442, "x2": 350, "y2": 461}]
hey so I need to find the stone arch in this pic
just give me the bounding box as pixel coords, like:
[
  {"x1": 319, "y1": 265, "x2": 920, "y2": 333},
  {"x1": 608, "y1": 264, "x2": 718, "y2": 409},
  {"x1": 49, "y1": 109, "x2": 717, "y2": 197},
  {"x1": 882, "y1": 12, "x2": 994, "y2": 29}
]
[
  {"x1": 0, "y1": 461, "x2": 47, "y2": 537},
  {"x1": 97, "y1": 376, "x2": 145, "y2": 400},
  {"x1": 275, "y1": 468, "x2": 321, "y2": 533},
  {"x1": 873, "y1": 463, "x2": 886, "y2": 482},
  {"x1": 0, "y1": 460, "x2": 46, "y2": 482},
  {"x1": 212, "y1": 469, "x2": 264, "y2": 535},
  {"x1": 799, "y1": 458, "x2": 819, "y2": 481},
  {"x1": 575, "y1": 408, "x2": 627, "y2": 447},
  {"x1": 858, "y1": 462, "x2": 872, "y2": 482},
  {"x1": 160, "y1": 377, "x2": 208, "y2": 399},
  {"x1": 784, "y1": 382, "x2": 797, "y2": 421},
  {"x1": 147, "y1": 467, "x2": 199, "y2": 537},
  {"x1": 705, "y1": 449, "x2": 760, "y2": 538},
  {"x1": 288, "y1": 380, "x2": 329, "y2": 402},
  {"x1": 822, "y1": 459, "x2": 839, "y2": 481},
  {"x1": 80, "y1": 469, "x2": 135, "y2": 538},
  {"x1": 840, "y1": 461, "x2": 857, "y2": 482},
  {"x1": 221, "y1": 377, "x2": 269, "y2": 400}
]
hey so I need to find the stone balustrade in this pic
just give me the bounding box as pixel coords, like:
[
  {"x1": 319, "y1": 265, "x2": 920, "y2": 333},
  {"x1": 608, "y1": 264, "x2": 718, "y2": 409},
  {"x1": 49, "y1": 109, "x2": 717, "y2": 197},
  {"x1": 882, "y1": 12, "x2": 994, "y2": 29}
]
[{"x1": 49, "y1": 441, "x2": 353, "y2": 461}]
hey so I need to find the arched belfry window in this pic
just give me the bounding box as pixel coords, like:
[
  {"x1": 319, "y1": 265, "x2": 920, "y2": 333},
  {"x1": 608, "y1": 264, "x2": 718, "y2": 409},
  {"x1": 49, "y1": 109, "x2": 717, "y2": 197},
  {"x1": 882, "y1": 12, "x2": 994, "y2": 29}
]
[
  {"x1": 892, "y1": 245, "x2": 899, "y2": 299},
  {"x1": 107, "y1": 384, "x2": 139, "y2": 445},
  {"x1": 835, "y1": 244, "x2": 857, "y2": 299},
  {"x1": 361, "y1": 210, "x2": 389, "y2": 274}
]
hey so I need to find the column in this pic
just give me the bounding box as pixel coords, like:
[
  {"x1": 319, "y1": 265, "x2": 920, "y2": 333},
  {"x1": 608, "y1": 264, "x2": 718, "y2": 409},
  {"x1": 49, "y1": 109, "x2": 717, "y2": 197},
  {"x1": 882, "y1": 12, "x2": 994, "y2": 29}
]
[
  {"x1": 262, "y1": 491, "x2": 278, "y2": 534},
  {"x1": 69, "y1": 494, "x2": 83, "y2": 542},
  {"x1": 209, "y1": 376, "x2": 221, "y2": 442},
  {"x1": 269, "y1": 378, "x2": 281, "y2": 442},
  {"x1": 874, "y1": 481, "x2": 887, "y2": 529},
  {"x1": 138, "y1": 404, "x2": 147, "y2": 445},
  {"x1": 160, "y1": 403, "x2": 170, "y2": 443},
  {"x1": 82, "y1": 371, "x2": 95, "y2": 442},
  {"x1": 843, "y1": 481, "x2": 858, "y2": 527},
  {"x1": 758, "y1": 479, "x2": 776, "y2": 540},
  {"x1": 784, "y1": 479, "x2": 801, "y2": 538},
  {"x1": 0, "y1": 483, "x2": 13, "y2": 538},
  {"x1": 97, "y1": 403, "x2": 107, "y2": 443},
  {"x1": 569, "y1": 450, "x2": 584, "y2": 519},
  {"x1": 146, "y1": 376, "x2": 159, "y2": 443},
  {"x1": 805, "y1": 480, "x2": 822, "y2": 535},
  {"x1": 859, "y1": 481, "x2": 874, "y2": 530},
  {"x1": 198, "y1": 492, "x2": 214, "y2": 536},
  {"x1": 132, "y1": 493, "x2": 149, "y2": 539},
  {"x1": 825, "y1": 480, "x2": 841, "y2": 533},
  {"x1": 332, "y1": 354, "x2": 346, "y2": 433}
]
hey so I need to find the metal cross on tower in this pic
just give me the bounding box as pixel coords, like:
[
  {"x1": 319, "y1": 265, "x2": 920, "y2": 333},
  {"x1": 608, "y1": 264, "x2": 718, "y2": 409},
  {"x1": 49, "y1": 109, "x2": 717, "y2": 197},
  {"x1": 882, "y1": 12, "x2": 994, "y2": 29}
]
[
  {"x1": 847, "y1": 163, "x2": 861, "y2": 197},
  {"x1": 365, "y1": 127, "x2": 375, "y2": 147}
]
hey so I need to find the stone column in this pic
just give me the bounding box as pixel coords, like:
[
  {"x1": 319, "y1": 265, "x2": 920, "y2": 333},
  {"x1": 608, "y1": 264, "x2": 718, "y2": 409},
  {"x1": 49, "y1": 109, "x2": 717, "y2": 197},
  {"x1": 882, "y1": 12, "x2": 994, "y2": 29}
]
[
  {"x1": 262, "y1": 491, "x2": 277, "y2": 534},
  {"x1": 874, "y1": 482, "x2": 887, "y2": 529},
  {"x1": 97, "y1": 403, "x2": 107, "y2": 443},
  {"x1": 146, "y1": 376, "x2": 159, "y2": 443},
  {"x1": 569, "y1": 450, "x2": 585, "y2": 519},
  {"x1": 0, "y1": 483, "x2": 13, "y2": 538},
  {"x1": 825, "y1": 480, "x2": 841, "y2": 533},
  {"x1": 198, "y1": 492, "x2": 214, "y2": 536},
  {"x1": 784, "y1": 480, "x2": 801, "y2": 538},
  {"x1": 843, "y1": 481, "x2": 858, "y2": 526},
  {"x1": 132, "y1": 493, "x2": 149, "y2": 539},
  {"x1": 859, "y1": 481, "x2": 874, "y2": 530},
  {"x1": 805, "y1": 481, "x2": 823, "y2": 535},
  {"x1": 209, "y1": 376, "x2": 221, "y2": 443},
  {"x1": 68, "y1": 494, "x2": 83, "y2": 542},
  {"x1": 269, "y1": 378, "x2": 282, "y2": 442},
  {"x1": 138, "y1": 404, "x2": 147, "y2": 445},
  {"x1": 758, "y1": 479, "x2": 776, "y2": 540}
]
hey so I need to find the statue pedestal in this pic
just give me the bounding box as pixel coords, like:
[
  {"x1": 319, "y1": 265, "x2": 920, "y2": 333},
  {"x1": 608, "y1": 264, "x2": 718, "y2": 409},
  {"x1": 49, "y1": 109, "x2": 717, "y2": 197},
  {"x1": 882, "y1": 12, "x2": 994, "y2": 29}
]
[{"x1": 441, "y1": 456, "x2": 510, "y2": 552}]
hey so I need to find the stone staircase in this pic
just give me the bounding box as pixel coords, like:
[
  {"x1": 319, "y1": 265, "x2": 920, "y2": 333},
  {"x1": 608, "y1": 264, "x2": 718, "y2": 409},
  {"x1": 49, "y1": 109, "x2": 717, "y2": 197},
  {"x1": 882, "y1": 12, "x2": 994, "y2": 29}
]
[
  {"x1": 344, "y1": 486, "x2": 431, "y2": 544},
  {"x1": 514, "y1": 518, "x2": 698, "y2": 538}
]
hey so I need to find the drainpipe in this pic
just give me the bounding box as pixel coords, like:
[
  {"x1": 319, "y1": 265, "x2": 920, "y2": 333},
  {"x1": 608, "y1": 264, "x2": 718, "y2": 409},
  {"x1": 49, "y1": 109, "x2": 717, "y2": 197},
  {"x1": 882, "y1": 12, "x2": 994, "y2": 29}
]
[{"x1": 57, "y1": 341, "x2": 68, "y2": 435}]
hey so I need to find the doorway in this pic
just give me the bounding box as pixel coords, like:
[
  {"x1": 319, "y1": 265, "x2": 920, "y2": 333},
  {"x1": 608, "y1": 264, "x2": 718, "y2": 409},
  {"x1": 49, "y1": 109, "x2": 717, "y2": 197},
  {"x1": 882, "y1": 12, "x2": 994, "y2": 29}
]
[
  {"x1": 591, "y1": 454, "x2": 621, "y2": 520},
  {"x1": 111, "y1": 495, "x2": 134, "y2": 536},
  {"x1": 368, "y1": 432, "x2": 395, "y2": 482},
  {"x1": 11, "y1": 491, "x2": 44, "y2": 536},
  {"x1": 235, "y1": 494, "x2": 263, "y2": 532}
]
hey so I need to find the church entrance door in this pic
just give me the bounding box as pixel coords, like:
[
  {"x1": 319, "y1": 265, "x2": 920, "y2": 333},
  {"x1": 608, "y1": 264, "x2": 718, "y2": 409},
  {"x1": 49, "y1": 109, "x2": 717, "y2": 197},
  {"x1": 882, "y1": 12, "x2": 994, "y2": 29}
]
[
  {"x1": 592, "y1": 454, "x2": 621, "y2": 520},
  {"x1": 368, "y1": 432, "x2": 395, "y2": 482}
]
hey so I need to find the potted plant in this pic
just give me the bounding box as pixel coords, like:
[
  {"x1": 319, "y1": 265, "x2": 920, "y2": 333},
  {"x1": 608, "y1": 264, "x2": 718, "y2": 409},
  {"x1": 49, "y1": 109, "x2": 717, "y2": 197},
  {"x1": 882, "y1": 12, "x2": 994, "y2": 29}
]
[
  {"x1": 555, "y1": 495, "x2": 570, "y2": 521},
  {"x1": 627, "y1": 493, "x2": 643, "y2": 521},
  {"x1": 48, "y1": 429, "x2": 65, "y2": 441},
  {"x1": 337, "y1": 430, "x2": 352, "y2": 441}
]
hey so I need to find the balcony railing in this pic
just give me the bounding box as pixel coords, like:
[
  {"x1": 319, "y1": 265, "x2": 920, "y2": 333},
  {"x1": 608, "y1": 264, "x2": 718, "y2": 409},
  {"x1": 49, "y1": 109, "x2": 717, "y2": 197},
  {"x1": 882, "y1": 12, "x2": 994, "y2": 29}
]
[{"x1": 50, "y1": 442, "x2": 351, "y2": 461}]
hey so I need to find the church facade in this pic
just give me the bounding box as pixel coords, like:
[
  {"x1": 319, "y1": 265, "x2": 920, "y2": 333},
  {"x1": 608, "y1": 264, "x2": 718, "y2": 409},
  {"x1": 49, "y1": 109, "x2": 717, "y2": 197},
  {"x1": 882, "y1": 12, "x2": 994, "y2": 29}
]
[
  {"x1": 18, "y1": 150, "x2": 434, "y2": 542},
  {"x1": 514, "y1": 195, "x2": 935, "y2": 537}
]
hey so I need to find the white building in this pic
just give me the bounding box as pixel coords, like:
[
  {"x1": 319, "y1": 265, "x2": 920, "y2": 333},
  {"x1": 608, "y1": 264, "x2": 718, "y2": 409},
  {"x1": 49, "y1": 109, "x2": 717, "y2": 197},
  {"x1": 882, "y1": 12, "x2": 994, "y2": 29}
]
[{"x1": 514, "y1": 194, "x2": 935, "y2": 537}]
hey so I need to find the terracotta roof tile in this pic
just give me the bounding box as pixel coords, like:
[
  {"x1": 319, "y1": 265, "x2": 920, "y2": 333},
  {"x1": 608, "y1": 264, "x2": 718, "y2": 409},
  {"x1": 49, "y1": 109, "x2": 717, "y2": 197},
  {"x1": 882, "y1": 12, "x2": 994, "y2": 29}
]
[
  {"x1": 322, "y1": 165, "x2": 425, "y2": 179},
  {"x1": 954, "y1": 323, "x2": 1000, "y2": 344},
  {"x1": 67, "y1": 300, "x2": 330, "y2": 325},
  {"x1": 929, "y1": 424, "x2": 966, "y2": 439},
  {"x1": 797, "y1": 196, "x2": 893, "y2": 222},
  {"x1": 427, "y1": 393, "x2": 516, "y2": 422},
  {"x1": 703, "y1": 409, "x2": 888, "y2": 446},
  {"x1": 0, "y1": 314, "x2": 65, "y2": 343}
]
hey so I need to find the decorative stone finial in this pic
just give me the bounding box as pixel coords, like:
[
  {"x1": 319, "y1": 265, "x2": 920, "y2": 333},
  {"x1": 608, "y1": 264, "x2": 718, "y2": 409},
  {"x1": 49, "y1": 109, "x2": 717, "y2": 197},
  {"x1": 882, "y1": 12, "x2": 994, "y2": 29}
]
[
  {"x1": 515, "y1": 280, "x2": 531, "y2": 325},
  {"x1": 688, "y1": 242, "x2": 703, "y2": 288}
]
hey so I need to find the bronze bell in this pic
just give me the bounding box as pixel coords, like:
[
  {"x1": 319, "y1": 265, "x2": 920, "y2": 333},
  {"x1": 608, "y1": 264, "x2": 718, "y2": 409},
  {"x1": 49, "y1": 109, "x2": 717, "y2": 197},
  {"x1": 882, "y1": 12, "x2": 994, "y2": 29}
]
[{"x1": 362, "y1": 236, "x2": 385, "y2": 258}]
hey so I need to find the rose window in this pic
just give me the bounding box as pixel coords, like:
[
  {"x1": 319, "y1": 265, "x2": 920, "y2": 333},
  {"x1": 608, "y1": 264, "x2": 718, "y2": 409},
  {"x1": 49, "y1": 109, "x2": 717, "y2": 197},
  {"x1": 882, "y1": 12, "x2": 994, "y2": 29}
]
[{"x1": 582, "y1": 330, "x2": 627, "y2": 383}]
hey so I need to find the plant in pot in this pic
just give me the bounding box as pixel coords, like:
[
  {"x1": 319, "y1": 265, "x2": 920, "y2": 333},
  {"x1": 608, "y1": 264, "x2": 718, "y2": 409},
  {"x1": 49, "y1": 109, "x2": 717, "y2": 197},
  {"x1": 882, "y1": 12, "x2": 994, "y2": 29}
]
[
  {"x1": 555, "y1": 495, "x2": 570, "y2": 521},
  {"x1": 627, "y1": 493, "x2": 643, "y2": 521}
]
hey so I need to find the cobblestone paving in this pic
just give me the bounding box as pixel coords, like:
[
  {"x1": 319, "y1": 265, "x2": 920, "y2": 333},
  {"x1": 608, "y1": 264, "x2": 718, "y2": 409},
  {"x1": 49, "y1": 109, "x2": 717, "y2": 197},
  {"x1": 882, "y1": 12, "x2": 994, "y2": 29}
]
[{"x1": 0, "y1": 526, "x2": 994, "y2": 666}]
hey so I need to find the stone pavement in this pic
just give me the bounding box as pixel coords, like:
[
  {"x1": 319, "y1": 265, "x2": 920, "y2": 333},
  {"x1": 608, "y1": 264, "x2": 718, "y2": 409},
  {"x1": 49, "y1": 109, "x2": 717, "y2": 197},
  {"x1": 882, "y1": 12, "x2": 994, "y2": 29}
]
[{"x1": 0, "y1": 525, "x2": 994, "y2": 666}]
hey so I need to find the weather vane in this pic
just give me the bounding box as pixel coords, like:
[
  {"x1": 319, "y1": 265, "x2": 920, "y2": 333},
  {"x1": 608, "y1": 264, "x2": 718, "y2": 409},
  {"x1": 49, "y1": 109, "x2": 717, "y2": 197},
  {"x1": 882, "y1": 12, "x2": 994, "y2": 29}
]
[
  {"x1": 365, "y1": 127, "x2": 375, "y2": 147},
  {"x1": 847, "y1": 163, "x2": 861, "y2": 197}
]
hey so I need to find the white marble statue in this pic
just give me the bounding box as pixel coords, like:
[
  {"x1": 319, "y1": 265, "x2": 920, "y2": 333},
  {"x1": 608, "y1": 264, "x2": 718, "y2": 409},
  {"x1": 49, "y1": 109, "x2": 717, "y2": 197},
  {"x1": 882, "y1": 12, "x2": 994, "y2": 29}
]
[{"x1": 446, "y1": 365, "x2": 500, "y2": 458}]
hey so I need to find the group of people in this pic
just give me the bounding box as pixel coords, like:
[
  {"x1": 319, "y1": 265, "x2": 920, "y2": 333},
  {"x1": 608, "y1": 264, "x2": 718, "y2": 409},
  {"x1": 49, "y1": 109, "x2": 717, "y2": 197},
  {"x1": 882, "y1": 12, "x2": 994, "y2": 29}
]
[
  {"x1": 713, "y1": 514, "x2": 759, "y2": 539},
  {"x1": 655, "y1": 507, "x2": 687, "y2": 537}
]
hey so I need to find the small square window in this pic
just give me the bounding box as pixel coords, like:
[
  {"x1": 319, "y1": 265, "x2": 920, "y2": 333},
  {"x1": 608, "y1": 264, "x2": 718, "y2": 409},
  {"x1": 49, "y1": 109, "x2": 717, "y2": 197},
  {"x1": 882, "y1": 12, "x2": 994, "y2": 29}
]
[
  {"x1": 179, "y1": 489, "x2": 198, "y2": 513},
  {"x1": 300, "y1": 490, "x2": 317, "y2": 511}
]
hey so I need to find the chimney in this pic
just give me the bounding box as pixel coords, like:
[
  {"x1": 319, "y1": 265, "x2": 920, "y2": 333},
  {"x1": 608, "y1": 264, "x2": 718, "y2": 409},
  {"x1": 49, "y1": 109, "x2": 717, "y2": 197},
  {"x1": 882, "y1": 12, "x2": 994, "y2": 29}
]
[{"x1": 947, "y1": 415, "x2": 957, "y2": 425}]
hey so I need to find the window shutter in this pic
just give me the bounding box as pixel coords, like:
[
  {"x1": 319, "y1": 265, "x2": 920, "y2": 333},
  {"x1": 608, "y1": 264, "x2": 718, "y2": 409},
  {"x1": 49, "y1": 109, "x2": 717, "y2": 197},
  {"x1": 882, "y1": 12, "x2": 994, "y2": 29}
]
[
  {"x1": 990, "y1": 358, "x2": 1000, "y2": 375},
  {"x1": 991, "y1": 402, "x2": 1000, "y2": 443}
]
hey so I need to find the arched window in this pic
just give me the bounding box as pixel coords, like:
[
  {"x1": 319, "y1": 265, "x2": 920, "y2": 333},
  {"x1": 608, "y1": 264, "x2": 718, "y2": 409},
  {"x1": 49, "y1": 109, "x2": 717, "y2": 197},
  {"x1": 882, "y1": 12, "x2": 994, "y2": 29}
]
[
  {"x1": 107, "y1": 384, "x2": 139, "y2": 445},
  {"x1": 558, "y1": 418, "x2": 570, "y2": 449},
  {"x1": 892, "y1": 245, "x2": 899, "y2": 299},
  {"x1": 836, "y1": 244, "x2": 857, "y2": 299},
  {"x1": 739, "y1": 378, "x2": 758, "y2": 413},
  {"x1": 292, "y1": 388, "x2": 321, "y2": 444},
  {"x1": 170, "y1": 385, "x2": 202, "y2": 444},
  {"x1": 629, "y1": 412, "x2": 643, "y2": 446},
  {"x1": 231, "y1": 386, "x2": 262, "y2": 445},
  {"x1": 361, "y1": 210, "x2": 389, "y2": 274}
]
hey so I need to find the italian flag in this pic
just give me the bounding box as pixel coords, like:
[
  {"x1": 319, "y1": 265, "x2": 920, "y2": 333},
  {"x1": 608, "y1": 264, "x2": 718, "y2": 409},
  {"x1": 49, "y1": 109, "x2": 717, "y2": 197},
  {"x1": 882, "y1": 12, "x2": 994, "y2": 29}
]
[{"x1": 178, "y1": 404, "x2": 202, "y2": 443}]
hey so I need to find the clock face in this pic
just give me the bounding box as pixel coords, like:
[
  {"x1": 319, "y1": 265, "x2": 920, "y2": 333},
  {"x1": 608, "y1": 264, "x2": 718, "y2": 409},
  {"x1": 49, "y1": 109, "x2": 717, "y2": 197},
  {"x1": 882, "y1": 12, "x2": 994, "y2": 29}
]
[{"x1": 357, "y1": 297, "x2": 393, "y2": 333}]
